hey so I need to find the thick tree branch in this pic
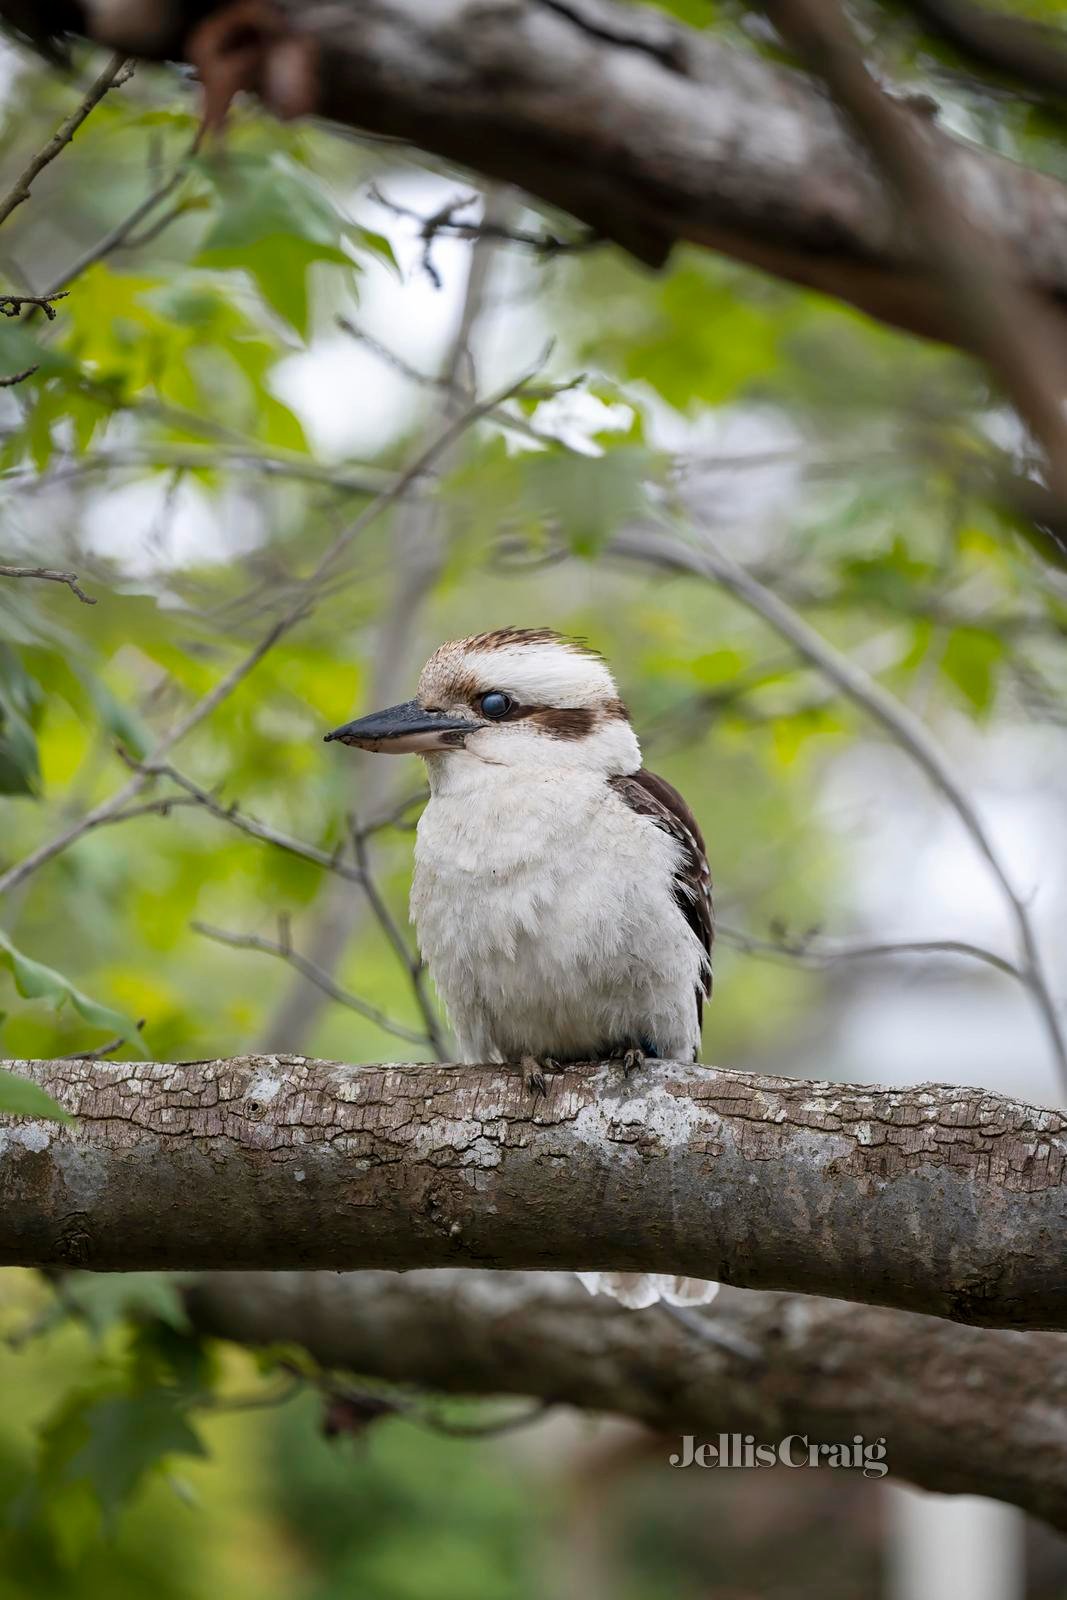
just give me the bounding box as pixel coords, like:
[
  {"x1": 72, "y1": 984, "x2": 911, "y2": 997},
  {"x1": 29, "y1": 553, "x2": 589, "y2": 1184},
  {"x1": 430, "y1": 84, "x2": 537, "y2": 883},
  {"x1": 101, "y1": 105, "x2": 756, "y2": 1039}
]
[
  {"x1": 184, "y1": 1267, "x2": 1067, "y2": 1532},
  {"x1": 2, "y1": 1056, "x2": 1066, "y2": 1328},
  {"x1": 34, "y1": 0, "x2": 1067, "y2": 345},
  {"x1": 767, "y1": 0, "x2": 1067, "y2": 559}
]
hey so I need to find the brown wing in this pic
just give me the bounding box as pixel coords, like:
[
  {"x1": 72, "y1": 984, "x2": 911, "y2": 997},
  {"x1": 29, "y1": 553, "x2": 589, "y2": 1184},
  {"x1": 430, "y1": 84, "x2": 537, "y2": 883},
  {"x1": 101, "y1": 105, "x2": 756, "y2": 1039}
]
[{"x1": 609, "y1": 767, "x2": 714, "y2": 1025}]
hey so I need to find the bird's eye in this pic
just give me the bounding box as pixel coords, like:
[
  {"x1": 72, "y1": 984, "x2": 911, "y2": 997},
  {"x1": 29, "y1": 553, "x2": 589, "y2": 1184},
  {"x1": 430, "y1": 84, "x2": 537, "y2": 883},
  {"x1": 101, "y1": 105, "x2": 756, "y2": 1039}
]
[{"x1": 479, "y1": 691, "x2": 513, "y2": 720}]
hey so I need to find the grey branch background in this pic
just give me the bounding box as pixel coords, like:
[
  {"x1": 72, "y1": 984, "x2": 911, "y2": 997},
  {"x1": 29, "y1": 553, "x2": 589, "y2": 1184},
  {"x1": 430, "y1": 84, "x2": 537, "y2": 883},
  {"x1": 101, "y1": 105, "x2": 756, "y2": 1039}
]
[{"x1": 184, "y1": 1267, "x2": 1067, "y2": 1533}]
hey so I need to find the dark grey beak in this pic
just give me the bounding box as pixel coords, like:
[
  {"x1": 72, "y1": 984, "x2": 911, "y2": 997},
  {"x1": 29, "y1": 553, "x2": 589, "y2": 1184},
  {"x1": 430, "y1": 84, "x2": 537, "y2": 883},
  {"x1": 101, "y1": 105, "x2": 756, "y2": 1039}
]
[{"x1": 324, "y1": 698, "x2": 480, "y2": 754}]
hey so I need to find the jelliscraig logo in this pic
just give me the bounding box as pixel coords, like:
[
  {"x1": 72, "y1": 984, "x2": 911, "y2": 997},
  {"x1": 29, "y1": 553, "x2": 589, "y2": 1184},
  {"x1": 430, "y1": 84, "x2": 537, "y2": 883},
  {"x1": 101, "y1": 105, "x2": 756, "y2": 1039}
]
[{"x1": 669, "y1": 1434, "x2": 889, "y2": 1477}]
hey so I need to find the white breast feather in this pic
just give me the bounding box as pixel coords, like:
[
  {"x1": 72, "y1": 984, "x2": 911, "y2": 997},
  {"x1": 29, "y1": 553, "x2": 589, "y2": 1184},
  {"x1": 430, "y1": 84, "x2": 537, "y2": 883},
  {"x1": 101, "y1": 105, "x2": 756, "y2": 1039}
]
[{"x1": 411, "y1": 765, "x2": 704, "y2": 1064}]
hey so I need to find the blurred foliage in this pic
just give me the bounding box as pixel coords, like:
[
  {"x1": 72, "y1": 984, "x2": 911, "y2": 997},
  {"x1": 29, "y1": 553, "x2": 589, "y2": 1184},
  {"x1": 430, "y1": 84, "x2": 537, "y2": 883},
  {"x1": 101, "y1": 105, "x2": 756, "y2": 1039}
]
[{"x1": 0, "y1": 14, "x2": 1064, "y2": 1593}]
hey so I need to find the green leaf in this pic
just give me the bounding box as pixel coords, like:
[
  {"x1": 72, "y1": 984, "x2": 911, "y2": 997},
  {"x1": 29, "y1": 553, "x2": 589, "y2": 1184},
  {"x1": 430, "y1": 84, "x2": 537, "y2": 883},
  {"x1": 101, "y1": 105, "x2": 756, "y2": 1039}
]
[
  {"x1": 196, "y1": 154, "x2": 355, "y2": 336},
  {"x1": 0, "y1": 1066, "x2": 72, "y2": 1122},
  {"x1": 71, "y1": 1393, "x2": 205, "y2": 1524},
  {"x1": 61, "y1": 1273, "x2": 192, "y2": 1339},
  {"x1": 81, "y1": 671, "x2": 151, "y2": 761},
  {"x1": 940, "y1": 627, "x2": 1004, "y2": 717},
  {"x1": 34, "y1": 1385, "x2": 205, "y2": 1532},
  {"x1": 0, "y1": 644, "x2": 43, "y2": 795},
  {"x1": 0, "y1": 929, "x2": 149, "y2": 1056}
]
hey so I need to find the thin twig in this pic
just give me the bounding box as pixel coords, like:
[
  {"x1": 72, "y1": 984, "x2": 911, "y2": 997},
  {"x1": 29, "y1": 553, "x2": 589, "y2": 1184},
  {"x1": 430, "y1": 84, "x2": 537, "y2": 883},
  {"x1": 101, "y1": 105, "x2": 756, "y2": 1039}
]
[
  {"x1": 614, "y1": 525, "x2": 1067, "y2": 1091},
  {"x1": 111, "y1": 755, "x2": 446, "y2": 1058},
  {"x1": 0, "y1": 365, "x2": 38, "y2": 387},
  {"x1": 369, "y1": 183, "x2": 596, "y2": 264},
  {"x1": 351, "y1": 824, "x2": 449, "y2": 1062},
  {"x1": 118, "y1": 756, "x2": 370, "y2": 884},
  {"x1": 0, "y1": 355, "x2": 547, "y2": 903},
  {"x1": 765, "y1": 0, "x2": 1067, "y2": 561},
  {"x1": 0, "y1": 564, "x2": 95, "y2": 603},
  {"x1": 194, "y1": 1374, "x2": 305, "y2": 1414},
  {"x1": 0, "y1": 55, "x2": 130, "y2": 231},
  {"x1": 36, "y1": 134, "x2": 202, "y2": 302},
  {"x1": 0, "y1": 292, "x2": 68, "y2": 319},
  {"x1": 336, "y1": 315, "x2": 565, "y2": 453},
  {"x1": 191, "y1": 921, "x2": 433, "y2": 1050},
  {"x1": 718, "y1": 923, "x2": 1022, "y2": 981},
  {"x1": 1, "y1": 444, "x2": 396, "y2": 501},
  {"x1": 69, "y1": 1020, "x2": 146, "y2": 1061},
  {"x1": 659, "y1": 1304, "x2": 764, "y2": 1364},
  {"x1": 318, "y1": 1374, "x2": 554, "y2": 1439}
]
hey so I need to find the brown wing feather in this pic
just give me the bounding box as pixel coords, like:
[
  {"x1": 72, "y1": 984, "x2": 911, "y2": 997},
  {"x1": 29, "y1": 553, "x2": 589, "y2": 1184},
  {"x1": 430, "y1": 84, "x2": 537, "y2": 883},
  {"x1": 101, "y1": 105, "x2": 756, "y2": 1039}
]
[{"x1": 608, "y1": 767, "x2": 714, "y2": 1028}]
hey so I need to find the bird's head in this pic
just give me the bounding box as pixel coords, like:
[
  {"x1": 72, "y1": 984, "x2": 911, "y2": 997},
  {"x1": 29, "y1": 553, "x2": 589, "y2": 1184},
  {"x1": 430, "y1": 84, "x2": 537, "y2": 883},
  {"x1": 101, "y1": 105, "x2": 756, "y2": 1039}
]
[{"x1": 324, "y1": 628, "x2": 640, "y2": 778}]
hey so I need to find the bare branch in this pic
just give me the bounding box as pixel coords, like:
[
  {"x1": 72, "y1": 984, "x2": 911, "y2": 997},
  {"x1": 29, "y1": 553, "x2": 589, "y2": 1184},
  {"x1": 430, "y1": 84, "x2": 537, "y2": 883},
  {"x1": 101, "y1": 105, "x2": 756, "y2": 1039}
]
[
  {"x1": 259, "y1": 193, "x2": 512, "y2": 1055},
  {"x1": 349, "y1": 821, "x2": 448, "y2": 1061},
  {"x1": 0, "y1": 355, "x2": 545, "y2": 902},
  {"x1": 718, "y1": 923, "x2": 1023, "y2": 982},
  {"x1": 184, "y1": 1268, "x2": 1067, "y2": 1532},
  {"x1": 0, "y1": 291, "x2": 68, "y2": 319},
  {"x1": 0, "y1": 563, "x2": 95, "y2": 603},
  {"x1": 109, "y1": 756, "x2": 447, "y2": 1056},
  {"x1": 613, "y1": 526, "x2": 1067, "y2": 1091},
  {"x1": 0, "y1": 55, "x2": 130, "y2": 230},
  {"x1": 23, "y1": 1, "x2": 1067, "y2": 346},
  {"x1": 68, "y1": 1020, "x2": 145, "y2": 1060},
  {"x1": 35, "y1": 133, "x2": 202, "y2": 302},
  {"x1": 765, "y1": 0, "x2": 1067, "y2": 559},
  {"x1": 368, "y1": 184, "x2": 597, "y2": 277},
  {"x1": 2, "y1": 444, "x2": 397, "y2": 501},
  {"x1": 896, "y1": 0, "x2": 1067, "y2": 105},
  {"x1": 3, "y1": 1055, "x2": 1067, "y2": 1330},
  {"x1": 190, "y1": 921, "x2": 434, "y2": 1050}
]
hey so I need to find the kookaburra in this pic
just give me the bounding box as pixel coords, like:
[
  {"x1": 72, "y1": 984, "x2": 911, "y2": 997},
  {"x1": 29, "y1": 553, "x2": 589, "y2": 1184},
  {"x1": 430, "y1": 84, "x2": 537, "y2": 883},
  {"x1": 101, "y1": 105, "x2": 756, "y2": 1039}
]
[{"x1": 326, "y1": 628, "x2": 717, "y2": 1310}]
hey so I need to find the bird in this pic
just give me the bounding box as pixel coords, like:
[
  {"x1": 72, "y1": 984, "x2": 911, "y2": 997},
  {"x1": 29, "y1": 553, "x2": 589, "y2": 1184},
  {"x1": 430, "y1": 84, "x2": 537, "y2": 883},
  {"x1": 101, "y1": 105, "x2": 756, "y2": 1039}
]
[
  {"x1": 0, "y1": 1, "x2": 317, "y2": 126},
  {"x1": 325, "y1": 627, "x2": 718, "y2": 1311}
]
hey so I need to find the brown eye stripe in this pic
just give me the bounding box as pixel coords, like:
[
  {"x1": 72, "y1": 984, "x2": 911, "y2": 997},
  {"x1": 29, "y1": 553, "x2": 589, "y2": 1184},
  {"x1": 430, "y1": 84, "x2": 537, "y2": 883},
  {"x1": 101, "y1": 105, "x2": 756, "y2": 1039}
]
[
  {"x1": 467, "y1": 698, "x2": 629, "y2": 739},
  {"x1": 527, "y1": 707, "x2": 596, "y2": 739}
]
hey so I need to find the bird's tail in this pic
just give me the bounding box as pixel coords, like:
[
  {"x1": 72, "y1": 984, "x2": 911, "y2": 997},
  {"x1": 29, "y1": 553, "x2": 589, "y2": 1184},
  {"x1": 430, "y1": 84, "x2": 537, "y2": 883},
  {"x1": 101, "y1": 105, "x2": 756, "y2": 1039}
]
[{"x1": 576, "y1": 1272, "x2": 720, "y2": 1310}]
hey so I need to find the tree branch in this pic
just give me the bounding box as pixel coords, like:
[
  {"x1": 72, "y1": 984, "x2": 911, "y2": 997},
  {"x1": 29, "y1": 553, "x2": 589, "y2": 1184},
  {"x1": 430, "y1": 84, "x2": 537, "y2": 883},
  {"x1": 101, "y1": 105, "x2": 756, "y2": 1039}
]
[
  {"x1": 190, "y1": 919, "x2": 435, "y2": 1050},
  {"x1": 612, "y1": 525, "x2": 1067, "y2": 1092},
  {"x1": 895, "y1": 0, "x2": 1067, "y2": 105},
  {"x1": 765, "y1": 0, "x2": 1067, "y2": 558},
  {"x1": 24, "y1": 0, "x2": 1066, "y2": 348},
  {"x1": 0, "y1": 54, "x2": 130, "y2": 230},
  {"x1": 21, "y1": 1, "x2": 1067, "y2": 343},
  {"x1": 0, "y1": 356, "x2": 542, "y2": 902},
  {"x1": 717, "y1": 923, "x2": 1022, "y2": 982},
  {"x1": 0, "y1": 563, "x2": 95, "y2": 602},
  {"x1": 2, "y1": 1055, "x2": 1066, "y2": 1328},
  {"x1": 183, "y1": 1267, "x2": 1067, "y2": 1531}
]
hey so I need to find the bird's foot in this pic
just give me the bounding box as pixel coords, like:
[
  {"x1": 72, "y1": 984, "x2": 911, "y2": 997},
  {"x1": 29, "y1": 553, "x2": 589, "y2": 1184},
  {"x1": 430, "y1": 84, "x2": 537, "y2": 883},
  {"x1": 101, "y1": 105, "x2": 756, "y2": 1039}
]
[
  {"x1": 614, "y1": 1043, "x2": 646, "y2": 1081},
  {"x1": 520, "y1": 1056, "x2": 560, "y2": 1098},
  {"x1": 620, "y1": 1046, "x2": 646, "y2": 1077}
]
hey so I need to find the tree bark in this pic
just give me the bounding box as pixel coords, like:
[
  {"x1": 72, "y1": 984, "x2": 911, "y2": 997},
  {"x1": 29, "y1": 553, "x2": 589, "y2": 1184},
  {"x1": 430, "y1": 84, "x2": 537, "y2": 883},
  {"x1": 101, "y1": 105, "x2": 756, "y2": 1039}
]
[
  {"x1": 184, "y1": 1267, "x2": 1067, "y2": 1532},
  {"x1": 3, "y1": 1055, "x2": 1067, "y2": 1328},
  {"x1": 39, "y1": 0, "x2": 1067, "y2": 345}
]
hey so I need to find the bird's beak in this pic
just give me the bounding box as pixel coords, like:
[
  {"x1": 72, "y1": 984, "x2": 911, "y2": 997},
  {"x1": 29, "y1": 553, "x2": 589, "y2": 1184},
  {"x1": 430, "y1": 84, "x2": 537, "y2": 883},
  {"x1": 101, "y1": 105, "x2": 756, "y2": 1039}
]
[{"x1": 324, "y1": 699, "x2": 480, "y2": 754}]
